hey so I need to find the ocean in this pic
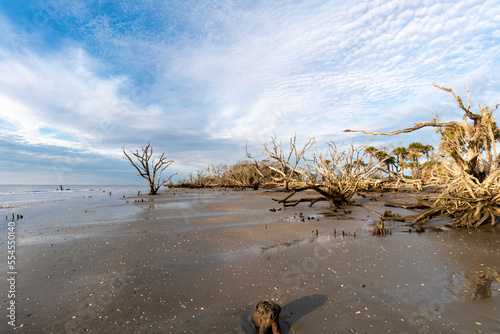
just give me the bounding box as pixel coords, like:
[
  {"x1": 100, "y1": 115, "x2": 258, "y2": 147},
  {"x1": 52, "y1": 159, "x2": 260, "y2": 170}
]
[
  {"x1": 0, "y1": 185, "x2": 147, "y2": 210},
  {"x1": 0, "y1": 184, "x2": 151, "y2": 246}
]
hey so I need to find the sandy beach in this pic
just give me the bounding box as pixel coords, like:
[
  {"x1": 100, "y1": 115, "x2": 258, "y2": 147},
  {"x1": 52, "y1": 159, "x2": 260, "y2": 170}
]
[{"x1": 2, "y1": 188, "x2": 499, "y2": 333}]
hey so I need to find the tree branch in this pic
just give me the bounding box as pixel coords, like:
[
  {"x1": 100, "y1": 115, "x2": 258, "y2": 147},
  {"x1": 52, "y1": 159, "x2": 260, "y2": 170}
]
[{"x1": 344, "y1": 121, "x2": 458, "y2": 136}]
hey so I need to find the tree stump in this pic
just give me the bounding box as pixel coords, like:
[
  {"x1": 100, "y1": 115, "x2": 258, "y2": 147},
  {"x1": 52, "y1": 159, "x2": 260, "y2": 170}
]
[
  {"x1": 252, "y1": 301, "x2": 282, "y2": 334},
  {"x1": 372, "y1": 220, "x2": 387, "y2": 236}
]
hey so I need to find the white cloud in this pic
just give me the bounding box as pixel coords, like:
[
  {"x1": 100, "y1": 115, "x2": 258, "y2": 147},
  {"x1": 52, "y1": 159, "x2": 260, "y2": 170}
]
[
  {"x1": 0, "y1": 0, "x2": 499, "y2": 183},
  {"x1": 0, "y1": 44, "x2": 158, "y2": 158}
]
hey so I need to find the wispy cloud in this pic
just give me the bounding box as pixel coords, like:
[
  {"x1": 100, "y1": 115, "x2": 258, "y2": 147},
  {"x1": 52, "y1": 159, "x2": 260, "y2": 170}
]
[{"x1": 0, "y1": 0, "x2": 499, "y2": 183}]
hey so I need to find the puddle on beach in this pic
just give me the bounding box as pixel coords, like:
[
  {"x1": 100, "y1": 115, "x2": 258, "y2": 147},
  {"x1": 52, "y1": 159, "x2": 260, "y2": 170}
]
[
  {"x1": 447, "y1": 270, "x2": 500, "y2": 301},
  {"x1": 260, "y1": 231, "x2": 354, "y2": 255},
  {"x1": 167, "y1": 220, "x2": 269, "y2": 233},
  {"x1": 262, "y1": 217, "x2": 452, "y2": 256},
  {"x1": 147, "y1": 201, "x2": 199, "y2": 210},
  {"x1": 261, "y1": 236, "x2": 318, "y2": 254}
]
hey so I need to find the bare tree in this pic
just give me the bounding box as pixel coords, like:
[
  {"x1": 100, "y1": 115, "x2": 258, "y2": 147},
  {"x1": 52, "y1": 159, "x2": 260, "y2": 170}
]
[
  {"x1": 123, "y1": 142, "x2": 176, "y2": 195},
  {"x1": 272, "y1": 140, "x2": 380, "y2": 208},
  {"x1": 247, "y1": 135, "x2": 315, "y2": 190},
  {"x1": 345, "y1": 79, "x2": 500, "y2": 228}
]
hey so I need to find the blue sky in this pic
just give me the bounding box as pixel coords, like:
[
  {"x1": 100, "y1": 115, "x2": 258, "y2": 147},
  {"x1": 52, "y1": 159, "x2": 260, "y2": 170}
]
[{"x1": 0, "y1": 0, "x2": 499, "y2": 185}]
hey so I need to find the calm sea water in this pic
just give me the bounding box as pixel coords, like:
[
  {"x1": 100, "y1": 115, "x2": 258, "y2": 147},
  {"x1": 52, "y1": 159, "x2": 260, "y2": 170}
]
[
  {"x1": 0, "y1": 185, "x2": 152, "y2": 246},
  {"x1": 0, "y1": 184, "x2": 147, "y2": 210}
]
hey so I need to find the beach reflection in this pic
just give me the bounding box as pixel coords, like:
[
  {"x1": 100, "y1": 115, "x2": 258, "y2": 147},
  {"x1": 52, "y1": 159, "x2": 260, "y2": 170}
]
[{"x1": 448, "y1": 270, "x2": 500, "y2": 301}]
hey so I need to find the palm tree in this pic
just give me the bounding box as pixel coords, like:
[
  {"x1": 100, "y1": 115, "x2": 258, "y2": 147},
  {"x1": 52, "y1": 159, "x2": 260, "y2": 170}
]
[
  {"x1": 408, "y1": 142, "x2": 426, "y2": 179},
  {"x1": 384, "y1": 156, "x2": 396, "y2": 175},
  {"x1": 365, "y1": 146, "x2": 378, "y2": 167},
  {"x1": 374, "y1": 150, "x2": 389, "y2": 179},
  {"x1": 408, "y1": 151, "x2": 421, "y2": 179},
  {"x1": 422, "y1": 145, "x2": 434, "y2": 162},
  {"x1": 408, "y1": 142, "x2": 425, "y2": 153},
  {"x1": 399, "y1": 161, "x2": 411, "y2": 179},
  {"x1": 392, "y1": 147, "x2": 408, "y2": 177},
  {"x1": 344, "y1": 159, "x2": 367, "y2": 173}
]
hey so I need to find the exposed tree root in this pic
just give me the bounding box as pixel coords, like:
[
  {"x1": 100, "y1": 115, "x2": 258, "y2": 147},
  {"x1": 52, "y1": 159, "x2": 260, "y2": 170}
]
[
  {"x1": 273, "y1": 196, "x2": 329, "y2": 207},
  {"x1": 272, "y1": 186, "x2": 351, "y2": 208}
]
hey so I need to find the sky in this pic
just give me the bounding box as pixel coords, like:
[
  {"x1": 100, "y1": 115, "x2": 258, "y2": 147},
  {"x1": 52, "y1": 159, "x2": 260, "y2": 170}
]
[{"x1": 0, "y1": 0, "x2": 499, "y2": 185}]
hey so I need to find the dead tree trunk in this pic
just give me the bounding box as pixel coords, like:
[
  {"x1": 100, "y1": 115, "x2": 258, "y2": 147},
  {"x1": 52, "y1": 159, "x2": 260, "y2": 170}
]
[{"x1": 123, "y1": 142, "x2": 177, "y2": 195}]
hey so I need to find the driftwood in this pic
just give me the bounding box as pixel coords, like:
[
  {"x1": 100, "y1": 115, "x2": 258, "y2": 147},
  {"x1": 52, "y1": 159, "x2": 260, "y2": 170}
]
[
  {"x1": 247, "y1": 135, "x2": 315, "y2": 191},
  {"x1": 357, "y1": 177, "x2": 424, "y2": 192},
  {"x1": 345, "y1": 120, "x2": 457, "y2": 137},
  {"x1": 272, "y1": 186, "x2": 349, "y2": 207},
  {"x1": 270, "y1": 141, "x2": 382, "y2": 208},
  {"x1": 345, "y1": 80, "x2": 500, "y2": 228},
  {"x1": 410, "y1": 164, "x2": 500, "y2": 227}
]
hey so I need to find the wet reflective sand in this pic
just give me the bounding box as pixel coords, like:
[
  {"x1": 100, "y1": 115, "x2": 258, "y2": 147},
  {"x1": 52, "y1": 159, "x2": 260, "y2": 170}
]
[{"x1": 2, "y1": 188, "x2": 499, "y2": 333}]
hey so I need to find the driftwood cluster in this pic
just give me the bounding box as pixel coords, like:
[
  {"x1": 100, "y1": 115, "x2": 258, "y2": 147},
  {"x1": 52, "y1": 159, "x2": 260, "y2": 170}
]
[
  {"x1": 248, "y1": 138, "x2": 381, "y2": 208},
  {"x1": 123, "y1": 81, "x2": 499, "y2": 229},
  {"x1": 246, "y1": 80, "x2": 500, "y2": 228},
  {"x1": 372, "y1": 220, "x2": 390, "y2": 236},
  {"x1": 411, "y1": 164, "x2": 500, "y2": 228},
  {"x1": 346, "y1": 79, "x2": 500, "y2": 228}
]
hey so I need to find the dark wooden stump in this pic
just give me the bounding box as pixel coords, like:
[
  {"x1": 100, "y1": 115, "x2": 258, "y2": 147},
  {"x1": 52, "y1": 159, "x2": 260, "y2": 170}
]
[
  {"x1": 372, "y1": 220, "x2": 387, "y2": 236},
  {"x1": 252, "y1": 301, "x2": 281, "y2": 334}
]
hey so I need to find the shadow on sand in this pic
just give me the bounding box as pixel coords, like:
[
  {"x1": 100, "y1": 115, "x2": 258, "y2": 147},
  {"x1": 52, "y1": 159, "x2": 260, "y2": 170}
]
[{"x1": 236, "y1": 294, "x2": 327, "y2": 333}]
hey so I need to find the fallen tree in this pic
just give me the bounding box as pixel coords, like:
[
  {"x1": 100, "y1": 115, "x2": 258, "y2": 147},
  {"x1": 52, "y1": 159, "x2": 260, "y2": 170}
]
[
  {"x1": 410, "y1": 163, "x2": 500, "y2": 227},
  {"x1": 345, "y1": 79, "x2": 500, "y2": 228},
  {"x1": 270, "y1": 140, "x2": 380, "y2": 208}
]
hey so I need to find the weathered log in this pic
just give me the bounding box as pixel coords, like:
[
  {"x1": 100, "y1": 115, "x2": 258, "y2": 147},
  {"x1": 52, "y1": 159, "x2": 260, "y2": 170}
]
[
  {"x1": 272, "y1": 185, "x2": 350, "y2": 208},
  {"x1": 273, "y1": 196, "x2": 329, "y2": 207}
]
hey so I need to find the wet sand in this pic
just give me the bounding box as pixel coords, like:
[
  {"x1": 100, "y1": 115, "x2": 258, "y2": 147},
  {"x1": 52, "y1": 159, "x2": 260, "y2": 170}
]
[{"x1": 2, "y1": 188, "x2": 499, "y2": 333}]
